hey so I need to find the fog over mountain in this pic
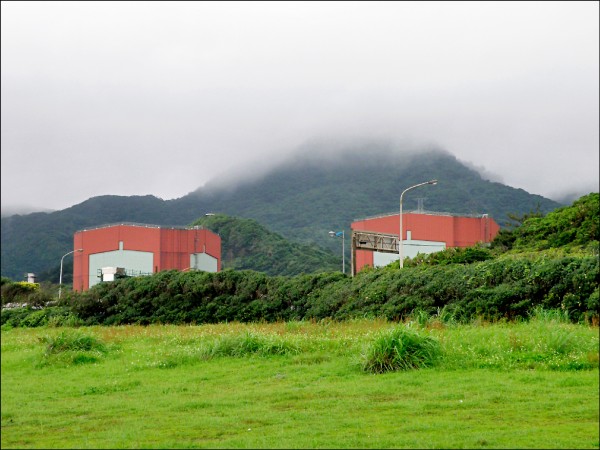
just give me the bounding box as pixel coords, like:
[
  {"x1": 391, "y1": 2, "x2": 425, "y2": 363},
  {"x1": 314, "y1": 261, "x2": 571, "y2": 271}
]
[
  {"x1": 199, "y1": 137, "x2": 434, "y2": 193},
  {"x1": 1, "y1": 141, "x2": 565, "y2": 281},
  {"x1": 0, "y1": 206, "x2": 55, "y2": 218},
  {"x1": 1, "y1": 2, "x2": 598, "y2": 216}
]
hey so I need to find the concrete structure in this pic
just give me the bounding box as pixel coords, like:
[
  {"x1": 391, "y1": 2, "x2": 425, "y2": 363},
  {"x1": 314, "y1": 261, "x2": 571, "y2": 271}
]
[
  {"x1": 351, "y1": 211, "x2": 500, "y2": 274},
  {"x1": 73, "y1": 223, "x2": 221, "y2": 291}
]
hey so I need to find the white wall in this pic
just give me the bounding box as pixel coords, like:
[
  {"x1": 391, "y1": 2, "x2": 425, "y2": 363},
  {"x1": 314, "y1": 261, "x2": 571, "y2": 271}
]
[
  {"x1": 190, "y1": 253, "x2": 218, "y2": 272},
  {"x1": 89, "y1": 249, "x2": 154, "y2": 288}
]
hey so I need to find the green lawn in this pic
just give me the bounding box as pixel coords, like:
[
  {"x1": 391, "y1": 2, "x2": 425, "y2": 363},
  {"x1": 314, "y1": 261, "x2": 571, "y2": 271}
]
[{"x1": 1, "y1": 319, "x2": 598, "y2": 448}]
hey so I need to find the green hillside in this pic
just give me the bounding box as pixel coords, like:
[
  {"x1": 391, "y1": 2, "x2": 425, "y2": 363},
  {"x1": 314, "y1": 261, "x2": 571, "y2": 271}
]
[
  {"x1": 1, "y1": 141, "x2": 563, "y2": 280},
  {"x1": 495, "y1": 193, "x2": 599, "y2": 251},
  {"x1": 190, "y1": 214, "x2": 340, "y2": 276},
  {"x1": 174, "y1": 142, "x2": 561, "y2": 245}
]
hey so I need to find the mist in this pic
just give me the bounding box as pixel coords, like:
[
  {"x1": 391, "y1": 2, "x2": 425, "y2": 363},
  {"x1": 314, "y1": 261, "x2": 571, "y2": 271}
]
[{"x1": 1, "y1": 2, "x2": 598, "y2": 215}]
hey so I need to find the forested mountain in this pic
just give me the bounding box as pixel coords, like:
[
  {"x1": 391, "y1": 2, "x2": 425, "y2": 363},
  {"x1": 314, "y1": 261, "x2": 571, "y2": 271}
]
[
  {"x1": 1, "y1": 140, "x2": 563, "y2": 280},
  {"x1": 190, "y1": 214, "x2": 340, "y2": 276}
]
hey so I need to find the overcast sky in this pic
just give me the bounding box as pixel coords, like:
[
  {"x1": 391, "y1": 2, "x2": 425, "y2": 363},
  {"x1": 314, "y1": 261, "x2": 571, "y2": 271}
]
[{"x1": 1, "y1": 1, "x2": 598, "y2": 214}]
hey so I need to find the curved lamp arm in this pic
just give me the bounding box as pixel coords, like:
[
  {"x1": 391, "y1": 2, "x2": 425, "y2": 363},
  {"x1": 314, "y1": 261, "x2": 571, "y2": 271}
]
[{"x1": 399, "y1": 180, "x2": 437, "y2": 268}]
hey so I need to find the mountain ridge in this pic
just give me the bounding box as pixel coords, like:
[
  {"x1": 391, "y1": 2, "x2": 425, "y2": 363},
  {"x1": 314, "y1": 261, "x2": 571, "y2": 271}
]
[{"x1": 1, "y1": 141, "x2": 563, "y2": 280}]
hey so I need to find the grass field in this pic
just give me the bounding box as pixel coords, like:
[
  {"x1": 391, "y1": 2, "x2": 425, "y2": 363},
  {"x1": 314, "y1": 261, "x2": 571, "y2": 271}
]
[{"x1": 1, "y1": 317, "x2": 598, "y2": 449}]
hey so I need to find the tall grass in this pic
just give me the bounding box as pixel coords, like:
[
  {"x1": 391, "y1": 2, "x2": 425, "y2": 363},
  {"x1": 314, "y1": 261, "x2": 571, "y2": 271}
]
[
  {"x1": 198, "y1": 331, "x2": 301, "y2": 359},
  {"x1": 528, "y1": 304, "x2": 571, "y2": 323},
  {"x1": 41, "y1": 330, "x2": 106, "y2": 355},
  {"x1": 361, "y1": 326, "x2": 442, "y2": 373},
  {"x1": 409, "y1": 306, "x2": 459, "y2": 328},
  {"x1": 430, "y1": 316, "x2": 599, "y2": 371},
  {"x1": 37, "y1": 330, "x2": 108, "y2": 366}
]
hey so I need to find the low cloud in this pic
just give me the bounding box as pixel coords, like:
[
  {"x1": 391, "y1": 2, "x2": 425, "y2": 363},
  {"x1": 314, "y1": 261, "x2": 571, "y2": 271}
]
[{"x1": 1, "y1": 2, "x2": 598, "y2": 213}]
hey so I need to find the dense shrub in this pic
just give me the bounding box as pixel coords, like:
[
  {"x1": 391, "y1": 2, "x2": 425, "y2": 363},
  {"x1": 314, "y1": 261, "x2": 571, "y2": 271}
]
[
  {"x1": 1, "y1": 308, "x2": 32, "y2": 328},
  {"x1": 1, "y1": 281, "x2": 38, "y2": 304},
  {"x1": 1, "y1": 278, "x2": 55, "y2": 308},
  {"x1": 492, "y1": 193, "x2": 599, "y2": 251},
  {"x1": 58, "y1": 252, "x2": 598, "y2": 327},
  {"x1": 1, "y1": 306, "x2": 80, "y2": 328},
  {"x1": 404, "y1": 246, "x2": 493, "y2": 267}
]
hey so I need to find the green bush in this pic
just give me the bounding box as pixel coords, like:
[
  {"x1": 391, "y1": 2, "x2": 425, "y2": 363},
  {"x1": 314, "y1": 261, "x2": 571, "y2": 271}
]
[
  {"x1": 0, "y1": 306, "x2": 79, "y2": 328},
  {"x1": 493, "y1": 193, "x2": 599, "y2": 251},
  {"x1": 404, "y1": 246, "x2": 493, "y2": 267},
  {"x1": 1, "y1": 281, "x2": 38, "y2": 305},
  {"x1": 1, "y1": 308, "x2": 32, "y2": 328},
  {"x1": 62, "y1": 251, "x2": 598, "y2": 326}
]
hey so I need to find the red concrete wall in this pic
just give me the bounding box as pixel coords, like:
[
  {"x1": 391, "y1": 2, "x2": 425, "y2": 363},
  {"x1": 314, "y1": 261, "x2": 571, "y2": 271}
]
[
  {"x1": 355, "y1": 248, "x2": 374, "y2": 271},
  {"x1": 158, "y1": 228, "x2": 221, "y2": 272},
  {"x1": 351, "y1": 213, "x2": 500, "y2": 273},
  {"x1": 73, "y1": 225, "x2": 221, "y2": 291}
]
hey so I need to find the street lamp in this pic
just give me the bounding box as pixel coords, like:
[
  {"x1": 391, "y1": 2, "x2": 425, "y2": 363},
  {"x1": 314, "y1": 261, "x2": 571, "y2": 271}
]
[
  {"x1": 399, "y1": 180, "x2": 437, "y2": 269},
  {"x1": 329, "y1": 230, "x2": 345, "y2": 274},
  {"x1": 59, "y1": 249, "x2": 83, "y2": 299}
]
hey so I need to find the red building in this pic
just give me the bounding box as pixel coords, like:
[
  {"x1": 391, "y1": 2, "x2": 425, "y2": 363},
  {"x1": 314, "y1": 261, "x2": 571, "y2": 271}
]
[
  {"x1": 73, "y1": 223, "x2": 221, "y2": 291},
  {"x1": 351, "y1": 212, "x2": 500, "y2": 274}
]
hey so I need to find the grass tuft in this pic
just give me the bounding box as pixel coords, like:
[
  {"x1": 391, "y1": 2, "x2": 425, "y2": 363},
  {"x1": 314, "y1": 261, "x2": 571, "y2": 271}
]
[
  {"x1": 40, "y1": 330, "x2": 106, "y2": 355},
  {"x1": 37, "y1": 330, "x2": 108, "y2": 366},
  {"x1": 361, "y1": 326, "x2": 441, "y2": 373},
  {"x1": 198, "y1": 331, "x2": 300, "y2": 359}
]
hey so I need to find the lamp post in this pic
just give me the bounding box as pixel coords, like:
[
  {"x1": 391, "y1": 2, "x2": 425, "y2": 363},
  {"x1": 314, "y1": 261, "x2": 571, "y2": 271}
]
[
  {"x1": 59, "y1": 249, "x2": 83, "y2": 299},
  {"x1": 329, "y1": 230, "x2": 345, "y2": 274},
  {"x1": 399, "y1": 180, "x2": 437, "y2": 269}
]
